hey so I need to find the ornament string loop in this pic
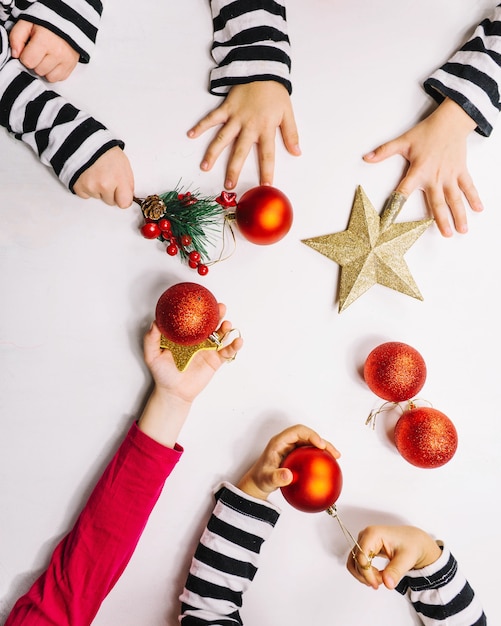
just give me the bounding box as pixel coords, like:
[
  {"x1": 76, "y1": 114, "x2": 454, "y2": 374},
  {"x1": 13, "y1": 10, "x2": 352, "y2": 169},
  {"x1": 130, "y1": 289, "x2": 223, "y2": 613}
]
[{"x1": 326, "y1": 505, "x2": 372, "y2": 567}]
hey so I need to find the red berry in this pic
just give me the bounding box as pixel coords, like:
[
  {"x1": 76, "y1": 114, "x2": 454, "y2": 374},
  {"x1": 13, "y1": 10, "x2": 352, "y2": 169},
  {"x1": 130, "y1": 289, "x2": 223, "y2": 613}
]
[
  {"x1": 140, "y1": 222, "x2": 161, "y2": 239},
  {"x1": 166, "y1": 244, "x2": 178, "y2": 256},
  {"x1": 180, "y1": 235, "x2": 192, "y2": 247},
  {"x1": 189, "y1": 250, "x2": 201, "y2": 263},
  {"x1": 197, "y1": 264, "x2": 209, "y2": 276},
  {"x1": 188, "y1": 260, "x2": 198, "y2": 269},
  {"x1": 158, "y1": 218, "x2": 171, "y2": 232}
]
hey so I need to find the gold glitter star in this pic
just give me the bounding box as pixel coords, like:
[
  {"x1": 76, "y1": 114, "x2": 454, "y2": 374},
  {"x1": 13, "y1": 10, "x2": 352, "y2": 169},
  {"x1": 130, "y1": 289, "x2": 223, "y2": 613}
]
[
  {"x1": 159, "y1": 335, "x2": 218, "y2": 371},
  {"x1": 302, "y1": 186, "x2": 434, "y2": 312}
]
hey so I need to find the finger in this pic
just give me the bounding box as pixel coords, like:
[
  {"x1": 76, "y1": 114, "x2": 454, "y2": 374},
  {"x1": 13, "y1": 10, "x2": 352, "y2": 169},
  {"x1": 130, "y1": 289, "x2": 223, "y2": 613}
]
[
  {"x1": 224, "y1": 132, "x2": 254, "y2": 189},
  {"x1": 394, "y1": 169, "x2": 421, "y2": 199},
  {"x1": 444, "y1": 186, "x2": 468, "y2": 234},
  {"x1": 363, "y1": 137, "x2": 407, "y2": 163},
  {"x1": 200, "y1": 119, "x2": 241, "y2": 172},
  {"x1": 257, "y1": 133, "x2": 276, "y2": 186},
  {"x1": 31, "y1": 55, "x2": 59, "y2": 79},
  {"x1": 18, "y1": 41, "x2": 46, "y2": 71},
  {"x1": 114, "y1": 185, "x2": 134, "y2": 209},
  {"x1": 8, "y1": 20, "x2": 32, "y2": 58},
  {"x1": 381, "y1": 551, "x2": 418, "y2": 590},
  {"x1": 143, "y1": 321, "x2": 163, "y2": 360},
  {"x1": 187, "y1": 105, "x2": 229, "y2": 138},
  {"x1": 424, "y1": 186, "x2": 453, "y2": 237},
  {"x1": 459, "y1": 173, "x2": 483, "y2": 213},
  {"x1": 280, "y1": 110, "x2": 301, "y2": 156},
  {"x1": 45, "y1": 63, "x2": 73, "y2": 83}
]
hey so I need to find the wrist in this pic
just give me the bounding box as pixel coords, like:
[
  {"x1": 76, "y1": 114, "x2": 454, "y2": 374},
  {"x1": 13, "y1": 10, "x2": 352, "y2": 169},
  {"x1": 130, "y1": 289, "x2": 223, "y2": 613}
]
[
  {"x1": 137, "y1": 386, "x2": 192, "y2": 448},
  {"x1": 236, "y1": 474, "x2": 270, "y2": 501},
  {"x1": 436, "y1": 97, "x2": 477, "y2": 135}
]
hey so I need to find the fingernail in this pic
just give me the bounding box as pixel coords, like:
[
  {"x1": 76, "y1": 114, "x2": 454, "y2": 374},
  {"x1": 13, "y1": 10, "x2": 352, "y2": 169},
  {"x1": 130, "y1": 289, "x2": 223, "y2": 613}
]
[
  {"x1": 187, "y1": 129, "x2": 195, "y2": 138},
  {"x1": 200, "y1": 161, "x2": 209, "y2": 171},
  {"x1": 225, "y1": 180, "x2": 234, "y2": 189},
  {"x1": 364, "y1": 151, "x2": 375, "y2": 159}
]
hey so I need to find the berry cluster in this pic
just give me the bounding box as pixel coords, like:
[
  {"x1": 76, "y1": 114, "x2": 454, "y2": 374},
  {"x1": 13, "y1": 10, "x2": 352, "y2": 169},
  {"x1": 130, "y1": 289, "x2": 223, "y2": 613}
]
[{"x1": 138, "y1": 192, "x2": 216, "y2": 275}]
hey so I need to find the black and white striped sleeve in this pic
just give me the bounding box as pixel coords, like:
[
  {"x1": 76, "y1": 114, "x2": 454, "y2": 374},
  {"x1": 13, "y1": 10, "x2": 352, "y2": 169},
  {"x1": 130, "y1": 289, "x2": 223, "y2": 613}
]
[
  {"x1": 424, "y1": 4, "x2": 501, "y2": 137},
  {"x1": 179, "y1": 482, "x2": 281, "y2": 625},
  {"x1": 0, "y1": 55, "x2": 124, "y2": 191},
  {"x1": 12, "y1": 0, "x2": 103, "y2": 63},
  {"x1": 209, "y1": 0, "x2": 291, "y2": 96},
  {"x1": 396, "y1": 544, "x2": 487, "y2": 625}
]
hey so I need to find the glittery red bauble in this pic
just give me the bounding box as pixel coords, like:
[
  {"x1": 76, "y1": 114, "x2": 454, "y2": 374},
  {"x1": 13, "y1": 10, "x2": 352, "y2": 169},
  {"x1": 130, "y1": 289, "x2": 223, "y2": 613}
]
[
  {"x1": 394, "y1": 406, "x2": 458, "y2": 468},
  {"x1": 235, "y1": 186, "x2": 293, "y2": 245},
  {"x1": 363, "y1": 342, "x2": 427, "y2": 402},
  {"x1": 155, "y1": 282, "x2": 219, "y2": 346},
  {"x1": 280, "y1": 446, "x2": 343, "y2": 513}
]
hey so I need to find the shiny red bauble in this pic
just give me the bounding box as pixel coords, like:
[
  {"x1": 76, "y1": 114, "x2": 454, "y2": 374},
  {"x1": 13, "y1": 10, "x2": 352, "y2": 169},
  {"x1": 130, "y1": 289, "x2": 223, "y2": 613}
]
[
  {"x1": 235, "y1": 186, "x2": 293, "y2": 245},
  {"x1": 280, "y1": 446, "x2": 343, "y2": 513},
  {"x1": 364, "y1": 341, "x2": 427, "y2": 402},
  {"x1": 155, "y1": 282, "x2": 219, "y2": 346},
  {"x1": 394, "y1": 406, "x2": 458, "y2": 468}
]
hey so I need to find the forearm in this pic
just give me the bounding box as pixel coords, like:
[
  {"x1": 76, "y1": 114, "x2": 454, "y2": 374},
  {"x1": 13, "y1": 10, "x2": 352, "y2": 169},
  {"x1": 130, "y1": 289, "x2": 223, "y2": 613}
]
[
  {"x1": 10, "y1": 0, "x2": 103, "y2": 62},
  {"x1": 0, "y1": 57, "x2": 123, "y2": 190},
  {"x1": 396, "y1": 545, "x2": 486, "y2": 625},
  {"x1": 209, "y1": 0, "x2": 292, "y2": 95},
  {"x1": 424, "y1": 4, "x2": 501, "y2": 136},
  {"x1": 179, "y1": 482, "x2": 280, "y2": 625},
  {"x1": 5, "y1": 423, "x2": 182, "y2": 626}
]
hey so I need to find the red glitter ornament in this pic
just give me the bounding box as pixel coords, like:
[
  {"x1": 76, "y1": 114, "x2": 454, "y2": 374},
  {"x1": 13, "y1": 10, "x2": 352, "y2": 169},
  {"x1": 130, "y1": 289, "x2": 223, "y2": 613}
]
[
  {"x1": 234, "y1": 186, "x2": 293, "y2": 245},
  {"x1": 280, "y1": 446, "x2": 343, "y2": 513},
  {"x1": 155, "y1": 282, "x2": 219, "y2": 346},
  {"x1": 364, "y1": 341, "x2": 427, "y2": 402},
  {"x1": 394, "y1": 406, "x2": 458, "y2": 468}
]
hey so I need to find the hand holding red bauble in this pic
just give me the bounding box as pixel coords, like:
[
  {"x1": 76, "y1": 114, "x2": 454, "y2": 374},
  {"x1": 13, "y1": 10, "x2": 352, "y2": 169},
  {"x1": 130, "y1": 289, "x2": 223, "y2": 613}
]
[
  {"x1": 394, "y1": 406, "x2": 458, "y2": 468},
  {"x1": 280, "y1": 446, "x2": 343, "y2": 513},
  {"x1": 233, "y1": 185, "x2": 293, "y2": 245},
  {"x1": 155, "y1": 282, "x2": 219, "y2": 346},
  {"x1": 364, "y1": 341, "x2": 427, "y2": 402}
]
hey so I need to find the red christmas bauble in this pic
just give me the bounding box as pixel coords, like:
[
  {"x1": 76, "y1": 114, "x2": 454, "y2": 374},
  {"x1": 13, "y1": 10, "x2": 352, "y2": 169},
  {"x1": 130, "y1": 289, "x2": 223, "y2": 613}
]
[
  {"x1": 394, "y1": 406, "x2": 458, "y2": 468},
  {"x1": 280, "y1": 446, "x2": 343, "y2": 513},
  {"x1": 235, "y1": 186, "x2": 293, "y2": 245},
  {"x1": 364, "y1": 341, "x2": 427, "y2": 402},
  {"x1": 155, "y1": 282, "x2": 219, "y2": 346}
]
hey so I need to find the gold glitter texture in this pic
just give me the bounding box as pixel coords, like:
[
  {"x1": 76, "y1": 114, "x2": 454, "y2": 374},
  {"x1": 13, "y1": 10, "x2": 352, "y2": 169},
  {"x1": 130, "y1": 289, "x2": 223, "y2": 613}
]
[
  {"x1": 159, "y1": 335, "x2": 218, "y2": 371},
  {"x1": 302, "y1": 186, "x2": 434, "y2": 312}
]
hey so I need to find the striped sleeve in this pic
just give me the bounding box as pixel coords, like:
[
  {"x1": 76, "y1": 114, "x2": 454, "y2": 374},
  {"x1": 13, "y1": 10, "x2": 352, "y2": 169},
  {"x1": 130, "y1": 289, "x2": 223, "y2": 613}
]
[
  {"x1": 179, "y1": 482, "x2": 281, "y2": 625},
  {"x1": 396, "y1": 544, "x2": 487, "y2": 625},
  {"x1": 424, "y1": 4, "x2": 501, "y2": 136},
  {"x1": 1, "y1": 24, "x2": 8, "y2": 68},
  {"x1": 0, "y1": 57, "x2": 124, "y2": 191},
  {"x1": 12, "y1": 0, "x2": 103, "y2": 63},
  {"x1": 209, "y1": 0, "x2": 291, "y2": 96}
]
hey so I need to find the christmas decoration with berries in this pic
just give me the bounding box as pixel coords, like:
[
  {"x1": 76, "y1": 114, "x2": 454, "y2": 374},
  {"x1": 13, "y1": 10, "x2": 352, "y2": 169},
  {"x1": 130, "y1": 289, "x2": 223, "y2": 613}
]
[{"x1": 135, "y1": 185, "x2": 293, "y2": 275}]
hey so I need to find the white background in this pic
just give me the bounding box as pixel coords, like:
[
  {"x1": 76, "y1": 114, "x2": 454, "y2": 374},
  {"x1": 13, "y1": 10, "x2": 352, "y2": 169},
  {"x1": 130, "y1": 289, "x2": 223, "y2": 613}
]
[{"x1": 1, "y1": 0, "x2": 499, "y2": 624}]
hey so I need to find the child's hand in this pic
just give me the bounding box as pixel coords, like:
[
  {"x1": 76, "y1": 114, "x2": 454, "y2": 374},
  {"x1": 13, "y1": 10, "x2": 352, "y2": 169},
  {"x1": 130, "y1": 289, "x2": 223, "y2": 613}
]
[
  {"x1": 138, "y1": 308, "x2": 243, "y2": 448},
  {"x1": 73, "y1": 147, "x2": 134, "y2": 208},
  {"x1": 188, "y1": 81, "x2": 300, "y2": 190},
  {"x1": 363, "y1": 98, "x2": 482, "y2": 237},
  {"x1": 143, "y1": 306, "x2": 243, "y2": 405},
  {"x1": 236, "y1": 424, "x2": 340, "y2": 501},
  {"x1": 9, "y1": 20, "x2": 79, "y2": 82},
  {"x1": 347, "y1": 525, "x2": 443, "y2": 591}
]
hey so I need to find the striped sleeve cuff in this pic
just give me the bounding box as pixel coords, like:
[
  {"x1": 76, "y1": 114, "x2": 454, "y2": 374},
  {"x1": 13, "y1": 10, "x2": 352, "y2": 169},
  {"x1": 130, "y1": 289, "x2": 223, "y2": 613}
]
[
  {"x1": 0, "y1": 59, "x2": 124, "y2": 191},
  {"x1": 16, "y1": 0, "x2": 103, "y2": 63},
  {"x1": 209, "y1": 0, "x2": 292, "y2": 95},
  {"x1": 396, "y1": 545, "x2": 486, "y2": 625},
  {"x1": 0, "y1": 25, "x2": 8, "y2": 70},
  {"x1": 179, "y1": 482, "x2": 280, "y2": 624},
  {"x1": 424, "y1": 5, "x2": 501, "y2": 137}
]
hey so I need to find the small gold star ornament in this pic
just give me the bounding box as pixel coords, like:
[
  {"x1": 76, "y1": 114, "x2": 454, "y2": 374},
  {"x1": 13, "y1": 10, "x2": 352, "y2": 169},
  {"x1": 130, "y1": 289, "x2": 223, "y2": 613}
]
[{"x1": 302, "y1": 186, "x2": 434, "y2": 312}]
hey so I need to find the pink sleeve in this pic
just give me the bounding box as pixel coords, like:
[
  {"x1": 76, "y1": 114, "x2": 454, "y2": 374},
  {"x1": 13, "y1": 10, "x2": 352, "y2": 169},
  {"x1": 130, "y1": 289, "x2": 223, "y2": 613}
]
[{"x1": 5, "y1": 423, "x2": 183, "y2": 626}]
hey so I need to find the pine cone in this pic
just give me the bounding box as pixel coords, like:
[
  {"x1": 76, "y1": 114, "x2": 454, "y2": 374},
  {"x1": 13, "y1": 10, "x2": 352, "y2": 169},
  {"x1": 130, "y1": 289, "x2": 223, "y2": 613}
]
[{"x1": 141, "y1": 195, "x2": 166, "y2": 220}]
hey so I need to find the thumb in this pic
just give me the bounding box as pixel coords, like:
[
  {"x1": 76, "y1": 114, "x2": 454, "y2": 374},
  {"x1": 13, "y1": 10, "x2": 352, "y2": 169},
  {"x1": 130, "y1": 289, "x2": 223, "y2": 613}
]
[
  {"x1": 272, "y1": 467, "x2": 293, "y2": 489},
  {"x1": 280, "y1": 110, "x2": 301, "y2": 156},
  {"x1": 9, "y1": 20, "x2": 33, "y2": 58},
  {"x1": 381, "y1": 553, "x2": 415, "y2": 590},
  {"x1": 363, "y1": 138, "x2": 406, "y2": 164}
]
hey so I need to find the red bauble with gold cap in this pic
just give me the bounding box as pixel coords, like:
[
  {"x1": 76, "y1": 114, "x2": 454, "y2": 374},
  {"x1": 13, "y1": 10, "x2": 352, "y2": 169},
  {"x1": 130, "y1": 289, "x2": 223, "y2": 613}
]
[
  {"x1": 155, "y1": 282, "x2": 219, "y2": 346},
  {"x1": 364, "y1": 341, "x2": 427, "y2": 402},
  {"x1": 394, "y1": 406, "x2": 458, "y2": 468},
  {"x1": 235, "y1": 185, "x2": 293, "y2": 245},
  {"x1": 280, "y1": 446, "x2": 343, "y2": 513}
]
